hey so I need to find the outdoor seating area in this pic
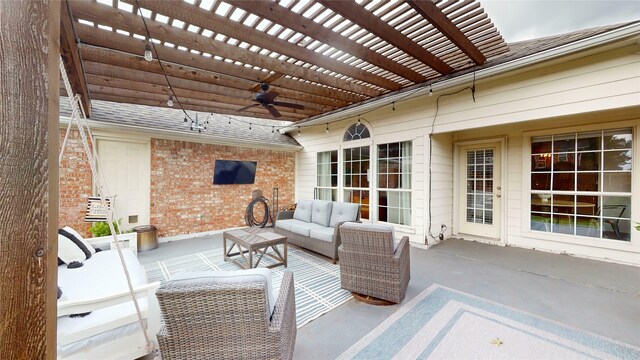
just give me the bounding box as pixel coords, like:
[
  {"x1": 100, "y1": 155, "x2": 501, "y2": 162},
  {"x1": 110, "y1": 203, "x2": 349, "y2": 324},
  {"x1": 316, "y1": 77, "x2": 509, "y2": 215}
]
[{"x1": 2, "y1": 0, "x2": 640, "y2": 359}]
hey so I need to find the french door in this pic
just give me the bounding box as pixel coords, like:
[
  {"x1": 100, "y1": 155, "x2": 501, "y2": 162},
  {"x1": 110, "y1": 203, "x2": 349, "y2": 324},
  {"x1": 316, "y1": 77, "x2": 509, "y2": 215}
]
[{"x1": 458, "y1": 142, "x2": 502, "y2": 239}]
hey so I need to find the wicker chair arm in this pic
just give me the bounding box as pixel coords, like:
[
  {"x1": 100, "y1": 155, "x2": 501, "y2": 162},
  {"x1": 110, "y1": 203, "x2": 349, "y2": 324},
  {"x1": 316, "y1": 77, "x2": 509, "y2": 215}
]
[
  {"x1": 393, "y1": 236, "x2": 410, "y2": 259},
  {"x1": 276, "y1": 210, "x2": 294, "y2": 221},
  {"x1": 269, "y1": 271, "x2": 295, "y2": 332}
]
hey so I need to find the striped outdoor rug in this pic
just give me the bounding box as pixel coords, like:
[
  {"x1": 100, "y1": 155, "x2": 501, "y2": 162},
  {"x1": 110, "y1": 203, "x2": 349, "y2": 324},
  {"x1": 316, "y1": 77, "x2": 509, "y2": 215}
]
[
  {"x1": 144, "y1": 246, "x2": 352, "y2": 328},
  {"x1": 338, "y1": 284, "x2": 640, "y2": 359}
]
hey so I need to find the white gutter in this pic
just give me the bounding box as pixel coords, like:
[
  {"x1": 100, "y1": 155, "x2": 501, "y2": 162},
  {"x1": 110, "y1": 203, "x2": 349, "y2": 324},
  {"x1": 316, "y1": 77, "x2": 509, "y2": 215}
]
[
  {"x1": 283, "y1": 22, "x2": 640, "y2": 133},
  {"x1": 59, "y1": 115, "x2": 303, "y2": 151}
]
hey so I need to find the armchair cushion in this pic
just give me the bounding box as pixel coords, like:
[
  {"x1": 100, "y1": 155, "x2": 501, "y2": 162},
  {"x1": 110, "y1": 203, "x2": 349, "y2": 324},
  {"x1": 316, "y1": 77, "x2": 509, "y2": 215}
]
[
  {"x1": 311, "y1": 200, "x2": 333, "y2": 227},
  {"x1": 329, "y1": 202, "x2": 360, "y2": 227},
  {"x1": 340, "y1": 222, "x2": 397, "y2": 253},
  {"x1": 293, "y1": 200, "x2": 313, "y2": 222},
  {"x1": 170, "y1": 268, "x2": 275, "y2": 314}
]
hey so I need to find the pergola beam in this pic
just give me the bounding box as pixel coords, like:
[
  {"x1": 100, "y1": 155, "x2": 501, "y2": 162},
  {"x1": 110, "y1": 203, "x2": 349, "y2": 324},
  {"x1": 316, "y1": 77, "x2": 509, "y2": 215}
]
[
  {"x1": 60, "y1": 0, "x2": 91, "y2": 116},
  {"x1": 405, "y1": 0, "x2": 486, "y2": 65},
  {"x1": 82, "y1": 61, "x2": 331, "y2": 112},
  {"x1": 91, "y1": 93, "x2": 302, "y2": 121},
  {"x1": 85, "y1": 75, "x2": 319, "y2": 118},
  {"x1": 134, "y1": 0, "x2": 403, "y2": 91},
  {"x1": 79, "y1": 42, "x2": 358, "y2": 105},
  {"x1": 317, "y1": 0, "x2": 453, "y2": 75},
  {"x1": 70, "y1": 1, "x2": 381, "y2": 97}
]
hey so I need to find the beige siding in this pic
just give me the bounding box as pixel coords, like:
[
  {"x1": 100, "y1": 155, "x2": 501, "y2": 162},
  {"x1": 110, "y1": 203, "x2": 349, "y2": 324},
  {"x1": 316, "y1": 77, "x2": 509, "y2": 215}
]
[{"x1": 293, "y1": 44, "x2": 640, "y2": 263}]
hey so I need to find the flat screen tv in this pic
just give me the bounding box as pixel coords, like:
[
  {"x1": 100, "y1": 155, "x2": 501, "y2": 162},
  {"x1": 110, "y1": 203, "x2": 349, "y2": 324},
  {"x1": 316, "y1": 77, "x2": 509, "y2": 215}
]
[{"x1": 213, "y1": 160, "x2": 257, "y2": 185}]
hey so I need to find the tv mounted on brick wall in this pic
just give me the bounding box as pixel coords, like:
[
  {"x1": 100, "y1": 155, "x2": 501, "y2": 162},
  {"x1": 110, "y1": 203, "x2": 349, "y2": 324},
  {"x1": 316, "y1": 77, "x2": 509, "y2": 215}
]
[{"x1": 213, "y1": 160, "x2": 257, "y2": 185}]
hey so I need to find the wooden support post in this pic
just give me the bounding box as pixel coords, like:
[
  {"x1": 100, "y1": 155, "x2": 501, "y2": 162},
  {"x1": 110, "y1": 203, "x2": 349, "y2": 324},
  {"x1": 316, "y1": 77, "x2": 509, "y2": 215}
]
[{"x1": 0, "y1": 0, "x2": 60, "y2": 358}]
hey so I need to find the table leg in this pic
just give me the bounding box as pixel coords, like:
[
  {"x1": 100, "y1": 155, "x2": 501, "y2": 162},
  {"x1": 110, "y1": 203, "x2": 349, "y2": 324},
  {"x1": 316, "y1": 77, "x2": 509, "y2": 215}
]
[{"x1": 248, "y1": 245, "x2": 253, "y2": 268}]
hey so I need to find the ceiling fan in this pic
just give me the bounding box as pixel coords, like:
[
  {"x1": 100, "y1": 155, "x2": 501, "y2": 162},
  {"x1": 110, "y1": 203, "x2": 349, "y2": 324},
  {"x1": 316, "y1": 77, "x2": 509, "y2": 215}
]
[{"x1": 237, "y1": 83, "x2": 304, "y2": 118}]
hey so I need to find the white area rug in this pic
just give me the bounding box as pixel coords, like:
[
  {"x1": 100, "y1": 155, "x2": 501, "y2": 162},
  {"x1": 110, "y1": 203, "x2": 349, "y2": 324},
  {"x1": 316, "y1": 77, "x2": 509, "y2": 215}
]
[
  {"x1": 144, "y1": 246, "x2": 352, "y2": 328},
  {"x1": 339, "y1": 284, "x2": 640, "y2": 359}
]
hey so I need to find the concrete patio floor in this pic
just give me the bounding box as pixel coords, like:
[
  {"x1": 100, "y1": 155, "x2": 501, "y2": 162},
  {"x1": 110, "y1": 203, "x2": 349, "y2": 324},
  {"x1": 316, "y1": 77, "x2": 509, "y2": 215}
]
[{"x1": 138, "y1": 233, "x2": 640, "y2": 359}]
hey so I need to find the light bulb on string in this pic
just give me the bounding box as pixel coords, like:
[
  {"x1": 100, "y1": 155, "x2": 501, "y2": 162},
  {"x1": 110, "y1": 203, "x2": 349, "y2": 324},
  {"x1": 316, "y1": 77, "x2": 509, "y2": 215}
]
[
  {"x1": 297, "y1": 126, "x2": 301, "y2": 136},
  {"x1": 272, "y1": 126, "x2": 275, "y2": 134},
  {"x1": 392, "y1": 102, "x2": 395, "y2": 111},
  {"x1": 429, "y1": 85, "x2": 433, "y2": 96},
  {"x1": 325, "y1": 123, "x2": 329, "y2": 134},
  {"x1": 356, "y1": 116, "x2": 361, "y2": 126},
  {"x1": 144, "y1": 41, "x2": 153, "y2": 62},
  {"x1": 249, "y1": 123, "x2": 252, "y2": 130},
  {"x1": 167, "y1": 95, "x2": 174, "y2": 107}
]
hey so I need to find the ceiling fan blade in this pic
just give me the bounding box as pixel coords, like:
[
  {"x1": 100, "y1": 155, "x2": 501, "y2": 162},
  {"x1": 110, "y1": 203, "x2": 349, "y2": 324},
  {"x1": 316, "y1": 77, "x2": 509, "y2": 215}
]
[
  {"x1": 237, "y1": 103, "x2": 260, "y2": 112},
  {"x1": 266, "y1": 105, "x2": 281, "y2": 118},
  {"x1": 272, "y1": 101, "x2": 305, "y2": 110},
  {"x1": 265, "y1": 91, "x2": 279, "y2": 102}
]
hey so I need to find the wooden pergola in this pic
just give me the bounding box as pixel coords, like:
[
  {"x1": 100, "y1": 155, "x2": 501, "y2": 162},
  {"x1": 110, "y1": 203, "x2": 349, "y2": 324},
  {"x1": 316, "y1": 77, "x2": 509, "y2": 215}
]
[{"x1": 62, "y1": 0, "x2": 508, "y2": 121}]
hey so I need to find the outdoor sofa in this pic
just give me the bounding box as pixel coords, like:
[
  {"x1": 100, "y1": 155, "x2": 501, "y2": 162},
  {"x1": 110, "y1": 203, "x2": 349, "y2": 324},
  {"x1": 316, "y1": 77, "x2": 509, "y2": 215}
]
[{"x1": 274, "y1": 200, "x2": 360, "y2": 263}]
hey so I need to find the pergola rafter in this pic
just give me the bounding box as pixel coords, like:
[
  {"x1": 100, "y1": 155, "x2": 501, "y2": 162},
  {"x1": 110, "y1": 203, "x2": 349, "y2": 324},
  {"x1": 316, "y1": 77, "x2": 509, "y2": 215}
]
[{"x1": 63, "y1": 0, "x2": 509, "y2": 122}]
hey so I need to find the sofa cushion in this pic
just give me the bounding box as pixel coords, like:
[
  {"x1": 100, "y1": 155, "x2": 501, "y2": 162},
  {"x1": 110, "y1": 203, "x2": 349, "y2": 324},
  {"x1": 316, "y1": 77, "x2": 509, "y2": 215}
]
[
  {"x1": 170, "y1": 268, "x2": 275, "y2": 315},
  {"x1": 293, "y1": 200, "x2": 313, "y2": 222},
  {"x1": 329, "y1": 202, "x2": 360, "y2": 227},
  {"x1": 275, "y1": 219, "x2": 310, "y2": 232},
  {"x1": 309, "y1": 227, "x2": 335, "y2": 243},
  {"x1": 311, "y1": 200, "x2": 333, "y2": 227},
  {"x1": 290, "y1": 222, "x2": 326, "y2": 237}
]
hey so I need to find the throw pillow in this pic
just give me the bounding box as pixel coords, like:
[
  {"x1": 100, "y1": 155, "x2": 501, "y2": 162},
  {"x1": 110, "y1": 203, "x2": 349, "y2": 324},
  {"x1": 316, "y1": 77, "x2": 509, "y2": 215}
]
[
  {"x1": 57, "y1": 233, "x2": 86, "y2": 265},
  {"x1": 63, "y1": 226, "x2": 96, "y2": 255},
  {"x1": 59, "y1": 228, "x2": 92, "y2": 260}
]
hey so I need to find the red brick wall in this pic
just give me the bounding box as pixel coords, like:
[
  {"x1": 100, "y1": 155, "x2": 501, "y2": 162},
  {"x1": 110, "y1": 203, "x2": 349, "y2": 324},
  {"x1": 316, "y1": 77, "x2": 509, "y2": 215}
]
[
  {"x1": 150, "y1": 139, "x2": 295, "y2": 238},
  {"x1": 58, "y1": 129, "x2": 93, "y2": 236}
]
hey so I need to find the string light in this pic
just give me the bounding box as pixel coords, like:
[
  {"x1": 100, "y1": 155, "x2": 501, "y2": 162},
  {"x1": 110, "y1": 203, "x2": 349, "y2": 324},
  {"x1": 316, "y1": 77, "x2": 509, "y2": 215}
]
[
  {"x1": 356, "y1": 116, "x2": 361, "y2": 126},
  {"x1": 429, "y1": 85, "x2": 433, "y2": 96},
  {"x1": 297, "y1": 126, "x2": 301, "y2": 136},
  {"x1": 144, "y1": 41, "x2": 153, "y2": 62},
  {"x1": 167, "y1": 95, "x2": 174, "y2": 107},
  {"x1": 272, "y1": 126, "x2": 275, "y2": 133},
  {"x1": 392, "y1": 102, "x2": 395, "y2": 111},
  {"x1": 325, "y1": 123, "x2": 329, "y2": 134},
  {"x1": 249, "y1": 123, "x2": 252, "y2": 130},
  {"x1": 228, "y1": 119, "x2": 231, "y2": 125}
]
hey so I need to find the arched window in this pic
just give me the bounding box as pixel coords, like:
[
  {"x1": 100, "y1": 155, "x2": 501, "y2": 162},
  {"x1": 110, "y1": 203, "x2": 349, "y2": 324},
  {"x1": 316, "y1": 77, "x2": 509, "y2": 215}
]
[{"x1": 343, "y1": 123, "x2": 370, "y2": 141}]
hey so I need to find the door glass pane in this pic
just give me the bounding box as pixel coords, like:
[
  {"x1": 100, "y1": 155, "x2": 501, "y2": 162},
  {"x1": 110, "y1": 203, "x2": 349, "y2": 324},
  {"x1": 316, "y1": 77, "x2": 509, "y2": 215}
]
[{"x1": 465, "y1": 149, "x2": 494, "y2": 225}]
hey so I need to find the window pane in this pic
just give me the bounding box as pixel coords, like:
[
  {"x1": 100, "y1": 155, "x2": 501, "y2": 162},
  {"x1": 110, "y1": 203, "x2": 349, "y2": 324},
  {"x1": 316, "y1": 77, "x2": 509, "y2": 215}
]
[
  {"x1": 532, "y1": 137, "x2": 552, "y2": 154},
  {"x1": 603, "y1": 150, "x2": 632, "y2": 170},
  {"x1": 531, "y1": 212, "x2": 551, "y2": 232},
  {"x1": 532, "y1": 173, "x2": 551, "y2": 190},
  {"x1": 553, "y1": 153, "x2": 575, "y2": 171},
  {"x1": 553, "y1": 173, "x2": 574, "y2": 191},
  {"x1": 576, "y1": 216, "x2": 600, "y2": 238},
  {"x1": 576, "y1": 195, "x2": 598, "y2": 216},
  {"x1": 553, "y1": 194, "x2": 575, "y2": 215},
  {"x1": 604, "y1": 129, "x2": 632, "y2": 149},
  {"x1": 577, "y1": 132, "x2": 601, "y2": 151},
  {"x1": 603, "y1": 173, "x2": 631, "y2": 192},
  {"x1": 576, "y1": 172, "x2": 598, "y2": 192},
  {"x1": 577, "y1": 152, "x2": 599, "y2": 171},
  {"x1": 552, "y1": 214, "x2": 574, "y2": 234},
  {"x1": 553, "y1": 135, "x2": 575, "y2": 153},
  {"x1": 532, "y1": 155, "x2": 552, "y2": 171}
]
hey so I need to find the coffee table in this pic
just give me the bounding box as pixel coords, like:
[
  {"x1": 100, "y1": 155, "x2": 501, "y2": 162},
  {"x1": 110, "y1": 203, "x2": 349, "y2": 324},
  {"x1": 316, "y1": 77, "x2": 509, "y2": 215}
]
[{"x1": 223, "y1": 227, "x2": 287, "y2": 269}]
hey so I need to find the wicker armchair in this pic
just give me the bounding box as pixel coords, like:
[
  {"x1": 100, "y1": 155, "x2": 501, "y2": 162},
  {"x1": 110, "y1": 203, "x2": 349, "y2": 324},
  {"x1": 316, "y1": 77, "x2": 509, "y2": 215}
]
[
  {"x1": 155, "y1": 271, "x2": 296, "y2": 360},
  {"x1": 338, "y1": 223, "x2": 410, "y2": 304}
]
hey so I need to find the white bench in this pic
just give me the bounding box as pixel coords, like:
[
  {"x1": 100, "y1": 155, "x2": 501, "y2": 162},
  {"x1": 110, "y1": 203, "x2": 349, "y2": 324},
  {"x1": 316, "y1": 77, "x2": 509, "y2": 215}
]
[{"x1": 57, "y1": 234, "x2": 160, "y2": 360}]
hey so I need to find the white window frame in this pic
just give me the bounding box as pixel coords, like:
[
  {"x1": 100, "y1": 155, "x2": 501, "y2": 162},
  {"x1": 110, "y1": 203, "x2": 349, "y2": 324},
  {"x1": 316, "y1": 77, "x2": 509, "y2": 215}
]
[
  {"x1": 376, "y1": 140, "x2": 413, "y2": 227},
  {"x1": 316, "y1": 150, "x2": 338, "y2": 201}
]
